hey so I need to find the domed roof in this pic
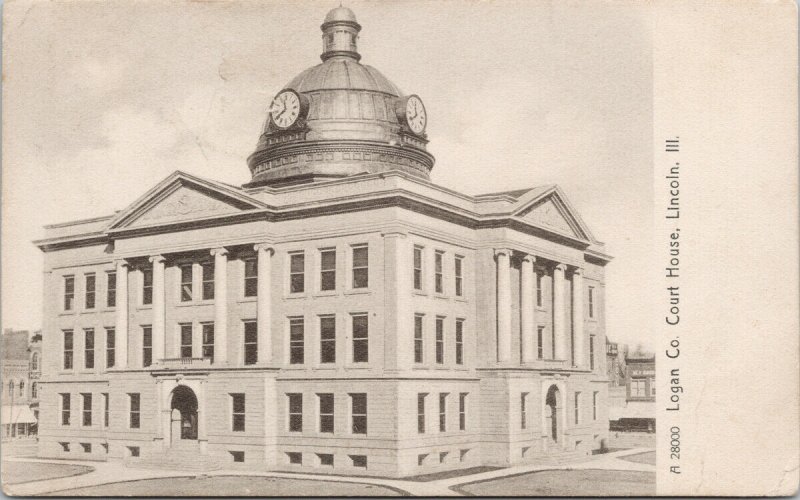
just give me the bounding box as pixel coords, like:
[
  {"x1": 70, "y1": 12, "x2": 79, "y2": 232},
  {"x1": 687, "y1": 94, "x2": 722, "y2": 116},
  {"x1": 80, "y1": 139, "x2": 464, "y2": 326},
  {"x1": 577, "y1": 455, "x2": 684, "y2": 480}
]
[
  {"x1": 285, "y1": 59, "x2": 403, "y2": 96},
  {"x1": 323, "y1": 6, "x2": 358, "y2": 24}
]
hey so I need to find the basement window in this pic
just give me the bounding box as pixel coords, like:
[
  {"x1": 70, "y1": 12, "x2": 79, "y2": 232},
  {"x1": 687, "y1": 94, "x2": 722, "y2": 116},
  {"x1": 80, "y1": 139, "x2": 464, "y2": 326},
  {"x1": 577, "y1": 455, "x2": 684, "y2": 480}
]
[
  {"x1": 59, "y1": 442, "x2": 70, "y2": 452},
  {"x1": 350, "y1": 455, "x2": 367, "y2": 468},
  {"x1": 230, "y1": 451, "x2": 245, "y2": 463},
  {"x1": 127, "y1": 446, "x2": 140, "y2": 457},
  {"x1": 287, "y1": 452, "x2": 302, "y2": 465}
]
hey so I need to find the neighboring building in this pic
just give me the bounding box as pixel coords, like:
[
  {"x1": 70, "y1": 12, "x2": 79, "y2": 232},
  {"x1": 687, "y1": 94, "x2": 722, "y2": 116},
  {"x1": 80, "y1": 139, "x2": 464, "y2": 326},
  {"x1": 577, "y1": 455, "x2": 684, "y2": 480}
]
[
  {"x1": 2, "y1": 329, "x2": 41, "y2": 437},
  {"x1": 608, "y1": 346, "x2": 655, "y2": 433},
  {"x1": 33, "y1": 7, "x2": 611, "y2": 477},
  {"x1": 605, "y1": 340, "x2": 627, "y2": 387}
]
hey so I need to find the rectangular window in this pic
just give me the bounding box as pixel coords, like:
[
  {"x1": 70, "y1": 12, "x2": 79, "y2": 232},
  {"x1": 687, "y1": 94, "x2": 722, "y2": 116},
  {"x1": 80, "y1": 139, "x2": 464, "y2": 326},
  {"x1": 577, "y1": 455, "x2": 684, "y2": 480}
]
[
  {"x1": 455, "y1": 319, "x2": 464, "y2": 365},
  {"x1": 588, "y1": 286, "x2": 595, "y2": 318},
  {"x1": 106, "y1": 271, "x2": 117, "y2": 307},
  {"x1": 435, "y1": 317, "x2": 444, "y2": 364},
  {"x1": 350, "y1": 393, "x2": 367, "y2": 434},
  {"x1": 84, "y1": 329, "x2": 95, "y2": 369},
  {"x1": 352, "y1": 314, "x2": 368, "y2": 363},
  {"x1": 83, "y1": 273, "x2": 94, "y2": 309},
  {"x1": 414, "y1": 314, "x2": 424, "y2": 363},
  {"x1": 536, "y1": 273, "x2": 543, "y2": 306},
  {"x1": 231, "y1": 451, "x2": 245, "y2": 463},
  {"x1": 520, "y1": 393, "x2": 528, "y2": 430},
  {"x1": 318, "y1": 453, "x2": 334, "y2": 467},
  {"x1": 129, "y1": 393, "x2": 140, "y2": 429},
  {"x1": 459, "y1": 393, "x2": 467, "y2": 431},
  {"x1": 243, "y1": 321, "x2": 258, "y2": 365},
  {"x1": 61, "y1": 393, "x2": 71, "y2": 425},
  {"x1": 289, "y1": 317, "x2": 304, "y2": 364},
  {"x1": 202, "y1": 262, "x2": 215, "y2": 300},
  {"x1": 592, "y1": 391, "x2": 598, "y2": 421},
  {"x1": 350, "y1": 455, "x2": 367, "y2": 468},
  {"x1": 454, "y1": 255, "x2": 463, "y2": 297},
  {"x1": 81, "y1": 442, "x2": 91, "y2": 453},
  {"x1": 142, "y1": 326, "x2": 152, "y2": 367},
  {"x1": 319, "y1": 316, "x2": 336, "y2": 364},
  {"x1": 288, "y1": 393, "x2": 302, "y2": 432},
  {"x1": 320, "y1": 249, "x2": 336, "y2": 291},
  {"x1": 417, "y1": 394, "x2": 426, "y2": 434},
  {"x1": 438, "y1": 393, "x2": 447, "y2": 432},
  {"x1": 64, "y1": 275, "x2": 75, "y2": 311},
  {"x1": 243, "y1": 258, "x2": 258, "y2": 297},
  {"x1": 179, "y1": 323, "x2": 193, "y2": 358},
  {"x1": 537, "y1": 326, "x2": 544, "y2": 359},
  {"x1": 82, "y1": 393, "x2": 92, "y2": 426},
  {"x1": 202, "y1": 323, "x2": 215, "y2": 362},
  {"x1": 413, "y1": 246, "x2": 423, "y2": 291},
  {"x1": 106, "y1": 328, "x2": 115, "y2": 368},
  {"x1": 142, "y1": 268, "x2": 153, "y2": 305},
  {"x1": 434, "y1": 251, "x2": 444, "y2": 293},
  {"x1": 352, "y1": 245, "x2": 368, "y2": 288},
  {"x1": 318, "y1": 393, "x2": 334, "y2": 433},
  {"x1": 574, "y1": 392, "x2": 581, "y2": 424},
  {"x1": 231, "y1": 393, "x2": 245, "y2": 432},
  {"x1": 290, "y1": 252, "x2": 305, "y2": 293},
  {"x1": 287, "y1": 452, "x2": 302, "y2": 465},
  {"x1": 103, "y1": 393, "x2": 109, "y2": 427},
  {"x1": 63, "y1": 330, "x2": 74, "y2": 370},
  {"x1": 589, "y1": 336, "x2": 595, "y2": 370},
  {"x1": 180, "y1": 264, "x2": 193, "y2": 302}
]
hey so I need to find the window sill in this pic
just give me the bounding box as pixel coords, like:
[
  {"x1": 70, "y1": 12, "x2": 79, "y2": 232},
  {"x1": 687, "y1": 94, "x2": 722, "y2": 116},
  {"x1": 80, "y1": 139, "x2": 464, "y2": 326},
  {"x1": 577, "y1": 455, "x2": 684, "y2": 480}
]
[
  {"x1": 313, "y1": 290, "x2": 338, "y2": 297},
  {"x1": 284, "y1": 293, "x2": 308, "y2": 300},
  {"x1": 343, "y1": 288, "x2": 370, "y2": 296},
  {"x1": 174, "y1": 301, "x2": 215, "y2": 308},
  {"x1": 59, "y1": 311, "x2": 77, "y2": 316},
  {"x1": 80, "y1": 309, "x2": 98, "y2": 315},
  {"x1": 433, "y1": 294, "x2": 449, "y2": 301},
  {"x1": 412, "y1": 290, "x2": 428, "y2": 297},
  {"x1": 454, "y1": 297, "x2": 468, "y2": 303},
  {"x1": 136, "y1": 305, "x2": 153, "y2": 311},
  {"x1": 344, "y1": 364, "x2": 371, "y2": 369},
  {"x1": 237, "y1": 297, "x2": 258, "y2": 304}
]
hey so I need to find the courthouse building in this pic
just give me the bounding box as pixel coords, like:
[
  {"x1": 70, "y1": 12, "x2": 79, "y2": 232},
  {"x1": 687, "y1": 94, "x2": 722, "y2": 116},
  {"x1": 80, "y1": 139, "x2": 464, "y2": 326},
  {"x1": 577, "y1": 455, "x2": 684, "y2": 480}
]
[{"x1": 34, "y1": 7, "x2": 611, "y2": 476}]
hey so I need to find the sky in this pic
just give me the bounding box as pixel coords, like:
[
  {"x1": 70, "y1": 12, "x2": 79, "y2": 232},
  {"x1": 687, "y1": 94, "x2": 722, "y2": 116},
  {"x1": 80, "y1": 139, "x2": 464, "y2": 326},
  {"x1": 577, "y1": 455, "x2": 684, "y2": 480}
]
[{"x1": 2, "y1": 0, "x2": 654, "y2": 350}]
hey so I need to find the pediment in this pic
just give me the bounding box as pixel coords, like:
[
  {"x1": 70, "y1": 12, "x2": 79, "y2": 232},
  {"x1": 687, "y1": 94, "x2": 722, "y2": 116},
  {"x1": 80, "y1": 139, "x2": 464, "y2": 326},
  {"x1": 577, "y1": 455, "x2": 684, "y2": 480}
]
[
  {"x1": 128, "y1": 185, "x2": 246, "y2": 228},
  {"x1": 514, "y1": 190, "x2": 592, "y2": 241}
]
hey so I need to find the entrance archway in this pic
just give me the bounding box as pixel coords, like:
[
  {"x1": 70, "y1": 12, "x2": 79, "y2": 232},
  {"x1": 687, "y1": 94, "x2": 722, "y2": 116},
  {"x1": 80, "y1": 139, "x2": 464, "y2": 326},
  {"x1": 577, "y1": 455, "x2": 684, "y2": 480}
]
[
  {"x1": 170, "y1": 385, "x2": 198, "y2": 442},
  {"x1": 545, "y1": 385, "x2": 561, "y2": 443}
]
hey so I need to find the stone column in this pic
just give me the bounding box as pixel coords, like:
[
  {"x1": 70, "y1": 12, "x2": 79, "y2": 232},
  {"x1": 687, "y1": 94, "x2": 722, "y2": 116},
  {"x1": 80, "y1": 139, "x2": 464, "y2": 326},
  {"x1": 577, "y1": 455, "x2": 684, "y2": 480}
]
[
  {"x1": 382, "y1": 232, "x2": 411, "y2": 371},
  {"x1": 114, "y1": 260, "x2": 129, "y2": 369},
  {"x1": 520, "y1": 254, "x2": 536, "y2": 364},
  {"x1": 254, "y1": 244, "x2": 274, "y2": 365},
  {"x1": 211, "y1": 248, "x2": 229, "y2": 364},
  {"x1": 495, "y1": 249, "x2": 512, "y2": 363},
  {"x1": 154, "y1": 379, "x2": 164, "y2": 449},
  {"x1": 552, "y1": 263, "x2": 567, "y2": 361},
  {"x1": 150, "y1": 255, "x2": 166, "y2": 364},
  {"x1": 572, "y1": 268, "x2": 585, "y2": 368},
  {"x1": 198, "y1": 380, "x2": 207, "y2": 454}
]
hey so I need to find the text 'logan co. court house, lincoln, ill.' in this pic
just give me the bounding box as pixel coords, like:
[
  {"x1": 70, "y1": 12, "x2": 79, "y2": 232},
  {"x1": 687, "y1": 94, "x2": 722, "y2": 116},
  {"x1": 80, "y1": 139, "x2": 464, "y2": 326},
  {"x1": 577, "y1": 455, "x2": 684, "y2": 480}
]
[{"x1": 33, "y1": 6, "x2": 612, "y2": 477}]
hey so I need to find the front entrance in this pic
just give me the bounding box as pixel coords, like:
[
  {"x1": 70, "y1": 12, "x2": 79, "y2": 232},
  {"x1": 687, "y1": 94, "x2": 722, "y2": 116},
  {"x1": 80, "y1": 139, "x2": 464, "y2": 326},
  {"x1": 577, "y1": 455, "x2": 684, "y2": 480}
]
[
  {"x1": 170, "y1": 385, "x2": 198, "y2": 442},
  {"x1": 545, "y1": 384, "x2": 561, "y2": 443}
]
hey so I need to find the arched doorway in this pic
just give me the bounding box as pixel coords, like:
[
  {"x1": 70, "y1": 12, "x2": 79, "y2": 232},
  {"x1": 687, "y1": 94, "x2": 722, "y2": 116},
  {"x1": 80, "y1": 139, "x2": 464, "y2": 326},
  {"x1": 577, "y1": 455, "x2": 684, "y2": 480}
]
[
  {"x1": 545, "y1": 385, "x2": 561, "y2": 443},
  {"x1": 170, "y1": 385, "x2": 198, "y2": 442}
]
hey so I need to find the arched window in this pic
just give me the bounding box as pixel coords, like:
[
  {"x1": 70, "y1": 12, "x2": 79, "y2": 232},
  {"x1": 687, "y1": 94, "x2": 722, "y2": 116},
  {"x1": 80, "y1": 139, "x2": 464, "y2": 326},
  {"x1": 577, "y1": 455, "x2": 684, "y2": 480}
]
[
  {"x1": 31, "y1": 382, "x2": 38, "y2": 399},
  {"x1": 7, "y1": 380, "x2": 15, "y2": 397},
  {"x1": 19, "y1": 380, "x2": 25, "y2": 397},
  {"x1": 31, "y1": 353, "x2": 39, "y2": 371}
]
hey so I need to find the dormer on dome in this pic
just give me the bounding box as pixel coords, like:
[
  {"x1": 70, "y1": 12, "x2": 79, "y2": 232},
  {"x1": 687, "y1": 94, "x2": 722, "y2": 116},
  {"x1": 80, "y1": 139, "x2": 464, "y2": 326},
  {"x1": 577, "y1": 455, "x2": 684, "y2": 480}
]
[{"x1": 245, "y1": 7, "x2": 434, "y2": 188}]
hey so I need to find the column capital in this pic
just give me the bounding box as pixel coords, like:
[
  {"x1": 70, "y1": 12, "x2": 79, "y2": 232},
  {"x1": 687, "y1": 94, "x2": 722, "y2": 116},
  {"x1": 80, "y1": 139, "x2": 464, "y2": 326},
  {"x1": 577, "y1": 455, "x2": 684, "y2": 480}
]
[
  {"x1": 253, "y1": 243, "x2": 275, "y2": 254},
  {"x1": 114, "y1": 259, "x2": 130, "y2": 268},
  {"x1": 521, "y1": 254, "x2": 537, "y2": 265},
  {"x1": 149, "y1": 255, "x2": 166, "y2": 264},
  {"x1": 210, "y1": 247, "x2": 229, "y2": 257},
  {"x1": 571, "y1": 266, "x2": 584, "y2": 276},
  {"x1": 381, "y1": 231, "x2": 407, "y2": 239},
  {"x1": 553, "y1": 262, "x2": 567, "y2": 272},
  {"x1": 494, "y1": 248, "x2": 513, "y2": 259}
]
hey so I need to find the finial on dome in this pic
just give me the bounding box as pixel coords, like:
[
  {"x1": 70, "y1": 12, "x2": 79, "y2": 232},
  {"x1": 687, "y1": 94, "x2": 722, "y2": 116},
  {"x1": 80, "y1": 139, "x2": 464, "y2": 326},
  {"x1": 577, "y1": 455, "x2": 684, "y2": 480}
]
[{"x1": 321, "y1": 6, "x2": 361, "y2": 61}]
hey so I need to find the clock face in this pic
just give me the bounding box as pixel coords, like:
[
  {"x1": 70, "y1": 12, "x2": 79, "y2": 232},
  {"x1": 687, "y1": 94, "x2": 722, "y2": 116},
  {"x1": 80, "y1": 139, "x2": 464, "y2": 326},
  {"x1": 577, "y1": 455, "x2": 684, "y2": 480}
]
[
  {"x1": 405, "y1": 95, "x2": 427, "y2": 134},
  {"x1": 270, "y1": 90, "x2": 301, "y2": 129}
]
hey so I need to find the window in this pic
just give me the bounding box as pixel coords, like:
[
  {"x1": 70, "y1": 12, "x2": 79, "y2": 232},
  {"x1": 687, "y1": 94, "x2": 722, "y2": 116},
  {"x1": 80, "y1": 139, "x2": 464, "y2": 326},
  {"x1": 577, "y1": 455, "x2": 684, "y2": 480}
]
[
  {"x1": 84, "y1": 274, "x2": 96, "y2": 309},
  {"x1": 434, "y1": 251, "x2": 444, "y2": 293},
  {"x1": 243, "y1": 321, "x2": 258, "y2": 365},
  {"x1": 64, "y1": 275, "x2": 75, "y2": 311},
  {"x1": 454, "y1": 255, "x2": 463, "y2": 297},
  {"x1": 180, "y1": 265, "x2": 193, "y2": 302},
  {"x1": 319, "y1": 249, "x2": 336, "y2": 291},
  {"x1": 418, "y1": 453, "x2": 428, "y2": 466},
  {"x1": 18, "y1": 380, "x2": 24, "y2": 397},
  {"x1": 81, "y1": 443, "x2": 92, "y2": 453},
  {"x1": 350, "y1": 393, "x2": 367, "y2": 434},
  {"x1": 460, "y1": 449, "x2": 469, "y2": 462},
  {"x1": 63, "y1": 330, "x2": 74, "y2": 370},
  {"x1": 352, "y1": 314, "x2": 368, "y2": 363},
  {"x1": 414, "y1": 314, "x2": 424, "y2": 363},
  {"x1": 231, "y1": 451, "x2": 245, "y2": 463},
  {"x1": 537, "y1": 326, "x2": 544, "y2": 360},
  {"x1": 60, "y1": 442, "x2": 70, "y2": 452},
  {"x1": 413, "y1": 246, "x2": 423, "y2": 290},
  {"x1": 288, "y1": 393, "x2": 302, "y2": 432},
  {"x1": 243, "y1": 258, "x2": 257, "y2": 297},
  {"x1": 574, "y1": 392, "x2": 581, "y2": 424},
  {"x1": 589, "y1": 336, "x2": 595, "y2": 370},
  {"x1": 290, "y1": 252, "x2": 305, "y2": 293},
  {"x1": 106, "y1": 328, "x2": 115, "y2": 368},
  {"x1": 287, "y1": 452, "x2": 302, "y2": 465},
  {"x1": 318, "y1": 393, "x2": 334, "y2": 433},
  {"x1": 31, "y1": 382, "x2": 38, "y2": 399},
  {"x1": 350, "y1": 455, "x2": 367, "y2": 468},
  {"x1": 459, "y1": 393, "x2": 467, "y2": 431},
  {"x1": 289, "y1": 317, "x2": 304, "y2": 364},
  {"x1": 417, "y1": 393, "x2": 426, "y2": 433},
  {"x1": 202, "y1": 323, "x2": 215, "y2": 362},
  {"x1": 129, "y1": 393, "x2": 140, "y2": 428},
  {"x1": 103, "y1": 393, "x2": 109, "y2": 427},
  {"x1": 588, "y1": 287, "x2": 595, "y2": 318},
  {"x1": 202, "y1": 262, "x2": 215, "y2": 300},
  {"x1": 440, "y1": 452, "x2": 448, "y2": 463},
  {"x1": 536, "y1": 272, "x2": 543, "y2": 306},
  {"x1": 592, "y1": 392, "x2": 598, "y2": 420},
  {"x1": 177, "y1": 323, "x2": 193, "y2": 358},
  {"x1": 142, "y1": 326, "x2": 152, "y2": 367},
  {"x1": 31, "y1": 352, "x2": 39, "y2": 371},
  {"x1": 106, "y1": 271, "x2": 116, "y2": 307},
  {"x1": 352, "y1": 245, "x2": 369, "y2": 288},
  {"x1": 318, "y1": 453, "x2": 334, "y2": 466},
  {"x1": 231, "y1": 393, "x2": 245, "y2": 431},
  {"x1": 128, "y1": 446, "x2": 140, "y2": 457},
  {"x1": 455, "y1": 319, "x2": 464, "y2": 365},
  {"x1": 520, "y1": 393, "x2": 528, "y2": 429},
  {"x1": 84, "y1": 329, "x2": 95, "y2": 369},
  {"x1": 61, "y1": 393, "x2": 71, "y2": 425},
  {"x1": 82, "y1": 393, "x2": 92, "y2": 426},
  {"x1": 439, "y1": 393, "x2": 447, "y2": 432},
  {"x1": 435, "y1": 317, "x2": 444, "y2": 364},
  {"x1": 142, "y1": 268, "x2": 153, "y2": 305},
  {"x1": 631, "y1": 379, "x2": 646, "y2": 397},
  {"x1": 319, "y1": 316, "x2": 336, "y2": 364}
]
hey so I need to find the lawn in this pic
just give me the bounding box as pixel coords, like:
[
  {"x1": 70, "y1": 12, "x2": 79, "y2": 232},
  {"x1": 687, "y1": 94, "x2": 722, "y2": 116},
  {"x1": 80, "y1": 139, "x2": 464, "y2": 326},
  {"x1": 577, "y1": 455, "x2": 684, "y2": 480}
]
[
  {"x1": 1, "y1": 461, "x2": 94, "y2": 485},
  {"x1": 618, "y1": 451, "x2": 656, "y2": 465},
  {"x1": 51, "y1": 475, "x2": 408, "y2": 496},
  {"x1": 457, "y1": 469, "x2": 656, "y2": 496}
]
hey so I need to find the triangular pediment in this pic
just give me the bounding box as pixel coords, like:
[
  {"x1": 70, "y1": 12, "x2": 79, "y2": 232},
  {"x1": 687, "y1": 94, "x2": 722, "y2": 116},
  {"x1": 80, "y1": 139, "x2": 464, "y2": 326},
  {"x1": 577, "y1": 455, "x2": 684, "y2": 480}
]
[
  {"x1": 107, "y1": 171, "x2": 265, "y2": 231},
  {"x1": 513, "y1": 187, "x2": 594, "y2": 242}
]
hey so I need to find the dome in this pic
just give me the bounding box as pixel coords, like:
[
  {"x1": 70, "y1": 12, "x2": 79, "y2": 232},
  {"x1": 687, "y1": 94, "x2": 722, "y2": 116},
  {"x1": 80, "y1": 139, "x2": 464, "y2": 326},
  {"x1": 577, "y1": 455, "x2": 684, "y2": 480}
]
[
  {"x1": 323, "y1": 6, "x2": 358, "y2": 24},
  {"x1": 286, "y1": 60, "x2": 403, "y2": 96}
]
